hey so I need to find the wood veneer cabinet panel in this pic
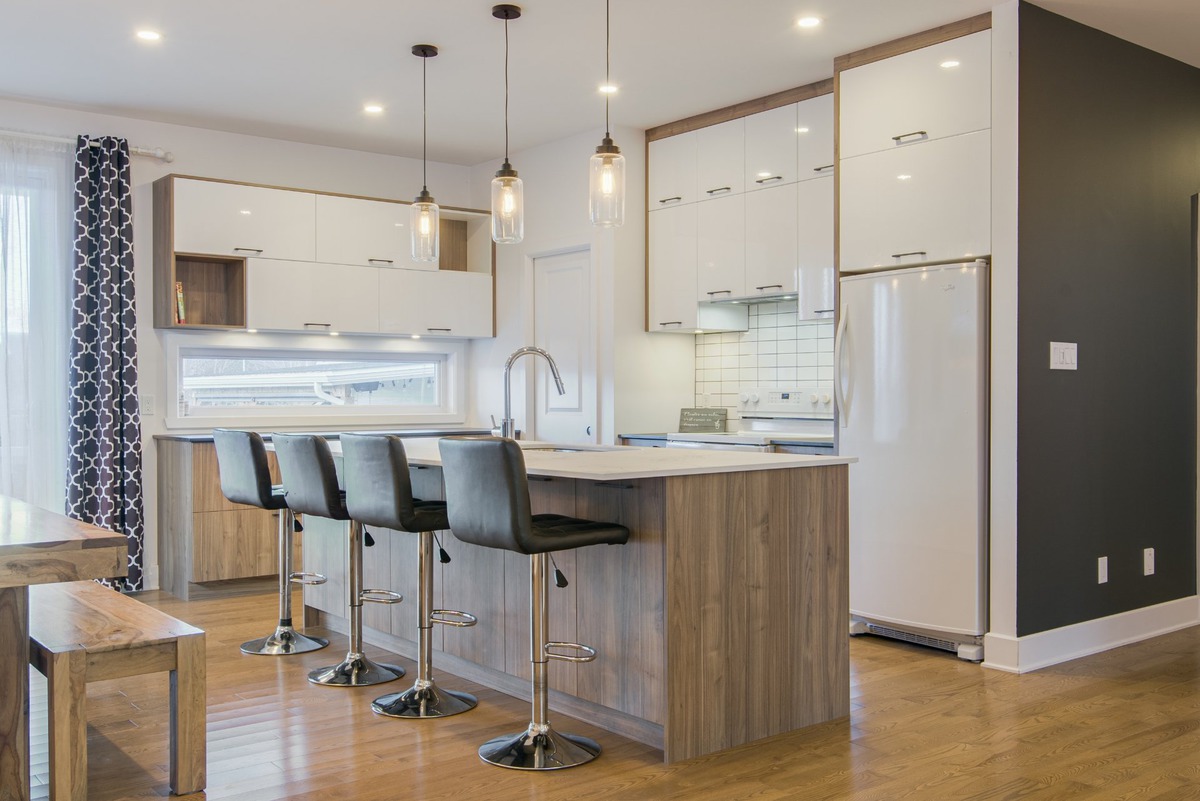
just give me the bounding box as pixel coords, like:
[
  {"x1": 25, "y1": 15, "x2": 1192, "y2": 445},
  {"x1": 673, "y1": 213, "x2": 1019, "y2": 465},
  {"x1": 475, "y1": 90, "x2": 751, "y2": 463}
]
[{"x1": 192, "y1": 509, "x2": 276, "y2": 583}]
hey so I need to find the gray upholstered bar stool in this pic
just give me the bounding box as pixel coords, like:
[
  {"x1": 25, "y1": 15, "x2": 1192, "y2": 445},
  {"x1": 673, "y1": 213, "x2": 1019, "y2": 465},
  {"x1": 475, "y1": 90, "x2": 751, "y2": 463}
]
[
  {"x1": 212, "y1": 429, "x2": 329, "y2": 656},
  {"x1": 272, "y1": 433, "x2": 406, "y2": 687},
  {"x1": 342, "y1": 433, "x2": 478, "y2": 719},
  {"x1": 438, "y1": 435, "x2": 630, "y2": 770}
]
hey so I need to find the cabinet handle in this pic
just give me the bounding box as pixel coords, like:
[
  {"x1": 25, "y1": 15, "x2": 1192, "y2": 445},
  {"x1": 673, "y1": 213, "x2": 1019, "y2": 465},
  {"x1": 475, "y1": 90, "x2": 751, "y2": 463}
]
[
  {"x1": 813, "y1": 164, "x2": 834, "y2": 173},
  {"x1": 706, "y1": 290, "x2": 733, "y2": 297},
  {"x1": 755, "y1": 284, "x2": 783, "y2": 291},
  {"x1": 303, "y1": 322, "x2": 332, "y2": 329},
  {"x1": 233, "y1": 247, "x2": 264, "y2": 253},
  {"x1": 891, "y1": 130, "x2": 928, "y2": 144},
  {"x1": 705, "y1": 186, "x2": 732, "y2": 195},
  {"x1": 658, "y1": 196, "x2": 683, "y2": 204},
  {"x1": 368, "y1": 258, "x2": 394, "y2": 264},
  {"x1": 658, "y1": 321, "x2": 683, "y2": 327},
  {"x1": 755, "y1": 175, "x2": 783, "y2": 184},
  {"x1": 594, "y1": 481, "x2": 635, "y2": 490},
  {"x1": 427, "y1": 327, "x2": 452, "y2": 333},
  {"x1": 813, "y1": 309, "x2": 835, "y2": 314},
  {"x1": 890, "y1": 251, "x2": 928, "y2": 259}
]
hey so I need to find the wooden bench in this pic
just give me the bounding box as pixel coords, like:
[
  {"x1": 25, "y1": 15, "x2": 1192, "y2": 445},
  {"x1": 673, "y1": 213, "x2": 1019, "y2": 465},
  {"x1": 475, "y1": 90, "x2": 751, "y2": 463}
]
[{"x1": 27, "y1": 581, "x2": 206, "y2": 800}]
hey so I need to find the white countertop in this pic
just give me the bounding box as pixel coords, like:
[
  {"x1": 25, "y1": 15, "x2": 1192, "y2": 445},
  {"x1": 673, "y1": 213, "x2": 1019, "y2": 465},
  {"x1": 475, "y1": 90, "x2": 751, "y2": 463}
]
[{"x1": 327, "y1": 437, "x2": 854, "y2": 481}]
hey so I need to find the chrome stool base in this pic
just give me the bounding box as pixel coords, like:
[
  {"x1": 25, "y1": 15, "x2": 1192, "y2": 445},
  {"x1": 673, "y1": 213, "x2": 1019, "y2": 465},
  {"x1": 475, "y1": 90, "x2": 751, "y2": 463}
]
[
  {"x1": 371, "y1": 681, "x2": 478, "y2": 719},
  {"x1": 307, "y1": 653, "x2": 405, "y2": 687},
  {"x1": 479, "y1": 724, "x2": 601, "y2": 770},
  {"x1": 240, "y1": 625, "x2": 329, "y2": 656}
]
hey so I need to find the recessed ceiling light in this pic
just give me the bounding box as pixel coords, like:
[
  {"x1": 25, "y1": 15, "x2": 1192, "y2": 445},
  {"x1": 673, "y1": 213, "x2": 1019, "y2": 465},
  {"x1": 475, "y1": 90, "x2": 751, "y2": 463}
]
[
  {"x1": 796, "y1": 16, "x2": 821, "y2": 29},
  {"x1": 897, "y1": 174, "x2": 912, "y2": 181},
  {"x1": 940, "y1": 60, "x2": 960, "y2": 69},
  {"x1": 136, "y1": 30, "x2": 161, "y2": 41},
  {"x1": 364, "y1": 103, "x2": 384, "y2": 114},
  {"x1": 796, "y1": 126, "x2": 810, "y2": 134},
  {"x1": 598, "y1": 84, "x2": 618, "y2": 94}
]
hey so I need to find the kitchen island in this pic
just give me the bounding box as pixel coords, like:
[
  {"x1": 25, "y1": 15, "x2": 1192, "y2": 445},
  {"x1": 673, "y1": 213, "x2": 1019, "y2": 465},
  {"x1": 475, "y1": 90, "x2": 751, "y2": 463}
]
[{"x1": 302, "y1": 440, "x2": 853, "y2": 763}]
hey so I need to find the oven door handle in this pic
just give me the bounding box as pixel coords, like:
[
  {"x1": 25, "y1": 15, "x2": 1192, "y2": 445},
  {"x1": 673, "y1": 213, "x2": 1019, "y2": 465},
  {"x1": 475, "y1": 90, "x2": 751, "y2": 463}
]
[{"x1": 834, "y1": 306, "x2": 849, "y2": 429}]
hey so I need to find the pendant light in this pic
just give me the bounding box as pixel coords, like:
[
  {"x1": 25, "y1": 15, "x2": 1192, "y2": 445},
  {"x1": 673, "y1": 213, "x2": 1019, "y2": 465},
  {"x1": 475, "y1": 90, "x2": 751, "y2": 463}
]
[
  {"x1": 411, "y1": 44, "x2": 440, "y2": 263},
  {"x1": 491, "y1": 4, "x2": 524, "y2": 244},
  {"x1": 589, "y1": 0, "x2": 625, "y2": 227}
]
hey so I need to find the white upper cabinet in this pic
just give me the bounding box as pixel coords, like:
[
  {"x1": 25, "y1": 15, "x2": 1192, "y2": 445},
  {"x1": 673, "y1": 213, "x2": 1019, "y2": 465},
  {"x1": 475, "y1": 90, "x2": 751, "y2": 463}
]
[
  {"x1": 314, "y1": 195, "x2": 434, "y2": 271},
  {"x1": 744, "y1": 183, "x2": 798, "y2": 296},
  {"x1": 245, "y1": 258, "x2": 379, "y2": 334},
  {"x1": 378, "y1": 269, "x2": 493, "y2": 338},
  {"x1": 839, "y1": 129, "x2": 991, "y2": 271},
  {"x1": 696, "y1": 194, "x2": 746, "y2": 300},
  {"x1": 173, "y1": 179, "x2": 315, "y2": 261},
  {"x1": 838, "y1": 30, "x2": 991, "y2": 160},
  {"x1": 648, "y1": 133, "x2": 698, "y2": 208},
  {"x1": 796, "y1": 176, "x2": 835, "y2": 320},
  {"x1": 649, "y1": 204, "x2": 700, "y2": 330},
  {"x1": 744, "y1": 104, "x2": 798, "y2": 190},
  {"x1": 795, "y1": 93, "x2": 836, "y2": 179},
  {"x1": 695, "y1": 118, "x2": 745, "y2": 199}
]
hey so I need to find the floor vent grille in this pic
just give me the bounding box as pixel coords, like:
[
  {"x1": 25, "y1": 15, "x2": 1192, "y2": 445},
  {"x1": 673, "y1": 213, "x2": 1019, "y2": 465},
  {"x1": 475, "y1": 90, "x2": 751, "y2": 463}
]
[{"x1": 865, "y1": 623, "x2": 958, "y2": 653}]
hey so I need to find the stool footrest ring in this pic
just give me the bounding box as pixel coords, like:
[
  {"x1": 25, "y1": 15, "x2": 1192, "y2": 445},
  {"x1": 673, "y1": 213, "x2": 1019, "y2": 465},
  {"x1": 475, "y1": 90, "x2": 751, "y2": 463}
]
[
  {"x1": 545, "y1": 641, "x2": 597, "y2": 663},
  {"x1": 290, "y1": 571, "x2": 328, "y2": 586},
  {"x1": 431, "y1": 609, "x2": 477, "y2": 628},
  {"x1": 361, "y1": 588, "x2": 404, "y2": 604}
]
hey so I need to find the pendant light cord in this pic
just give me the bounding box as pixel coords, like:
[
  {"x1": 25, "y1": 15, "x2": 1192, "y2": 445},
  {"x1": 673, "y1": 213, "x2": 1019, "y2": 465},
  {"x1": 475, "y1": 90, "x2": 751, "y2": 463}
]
[
  {"x1": 504, "y1": 17, "x2": 511, "y2": 161},
  {"x1": 422, "y1": 53, "x2": 428, "y2": 191},
  {"x1": 605, "y1": 0, "x2": 611, "y2": 137}
]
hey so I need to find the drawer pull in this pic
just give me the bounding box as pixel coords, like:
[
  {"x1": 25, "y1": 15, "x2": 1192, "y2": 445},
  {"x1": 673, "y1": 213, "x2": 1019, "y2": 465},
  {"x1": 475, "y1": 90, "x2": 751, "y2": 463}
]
[
  {"x1": 891, "y1": 130, "x2": 928, "y2": 144},
  {"x1": 658, "y1": 196, "x2": 683, "y2": 204},
  {"x1": 594, "y1": 481, "x2": 635, "y2": 490},
  {"x1": 813, "y1": 309, "x2": 835, "y2": 314},
  {"x1": 427, "y1": 327, "x2": 452, "y2": 333},
  {"x1": 755, "y1": 175, "x2": 783, "y2": 184},
  {"x1": 705, "y1": 186, "x2": 732, "y2": 195},
  {"x1": 813, "y1": 164, "x2": 834, "y2": 173},
  {"x1": 658, "y1": 321, "x2": 683, "y2": 327},
  {"x1": 706, "y1": 290, "x2": 732, "y2": 297},
  {"x1": 890, "y1": 251, "x2": 928, "y2": 259},
  {"x1": 756, "y1": 284, "x2": 783, "y2": 291},
  {"x1": 368, "y1": 258, "x2": 394, "y2": 264},
  {"x1": 233, "y1": 247, "x2": 264, "y2": 253}
]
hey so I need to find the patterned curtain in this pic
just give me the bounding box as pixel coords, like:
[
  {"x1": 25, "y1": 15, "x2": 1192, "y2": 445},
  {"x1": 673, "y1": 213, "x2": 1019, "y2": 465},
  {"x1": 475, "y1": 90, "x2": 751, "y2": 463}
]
[{"x1": 67, "y1": 136, "x2": 143, "y2": 591}]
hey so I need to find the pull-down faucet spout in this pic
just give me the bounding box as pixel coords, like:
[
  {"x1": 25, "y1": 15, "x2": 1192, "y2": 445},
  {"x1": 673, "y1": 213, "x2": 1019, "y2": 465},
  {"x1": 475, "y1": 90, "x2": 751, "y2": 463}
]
[{"x1": 501, "y1": 346, "x2": 566, "y2": 439}]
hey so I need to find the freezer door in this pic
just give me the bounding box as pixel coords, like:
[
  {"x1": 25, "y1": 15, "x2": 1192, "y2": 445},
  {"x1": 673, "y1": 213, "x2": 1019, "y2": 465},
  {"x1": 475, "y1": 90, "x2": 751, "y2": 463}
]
[{"x1": 837, "y1": 262, "x2": 987, "y2": 637}]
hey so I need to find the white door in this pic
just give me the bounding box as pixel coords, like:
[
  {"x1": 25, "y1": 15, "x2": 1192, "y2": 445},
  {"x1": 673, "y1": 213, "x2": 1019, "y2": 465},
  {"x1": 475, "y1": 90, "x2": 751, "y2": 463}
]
[{"x1": 533, "y1": 250, "x2": 596, "y2": 444}]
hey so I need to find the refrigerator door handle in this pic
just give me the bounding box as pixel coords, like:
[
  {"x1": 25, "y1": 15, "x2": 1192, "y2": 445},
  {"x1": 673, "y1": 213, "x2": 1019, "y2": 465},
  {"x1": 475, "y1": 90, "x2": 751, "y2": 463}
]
[{"x1": 834, "y1": 306, "x2": 849, "y2": 428}]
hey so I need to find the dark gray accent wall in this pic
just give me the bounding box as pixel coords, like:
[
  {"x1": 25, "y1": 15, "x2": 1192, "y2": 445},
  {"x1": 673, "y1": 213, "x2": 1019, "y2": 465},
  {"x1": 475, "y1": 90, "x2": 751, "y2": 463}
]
[{"x1": 1017, "y1": 3, "x2": 1200, "y2": 636}]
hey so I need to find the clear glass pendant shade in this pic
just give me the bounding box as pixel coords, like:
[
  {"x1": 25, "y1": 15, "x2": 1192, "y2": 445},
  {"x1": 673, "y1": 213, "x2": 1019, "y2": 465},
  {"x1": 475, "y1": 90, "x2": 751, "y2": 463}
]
[
  {"x1": 588, "y1": 147, "x2": 625, "y2": 227},
  {"x1": 491, "y1": 170, "x2": 524, "y2": 244},
  {"x1": 411, "y1": 196, "x2": 440, "y2": 262}
]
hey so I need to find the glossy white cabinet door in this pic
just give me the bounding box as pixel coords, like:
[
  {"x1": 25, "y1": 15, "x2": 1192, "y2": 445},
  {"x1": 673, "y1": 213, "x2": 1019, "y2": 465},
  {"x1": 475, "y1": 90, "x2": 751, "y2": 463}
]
[
  {"x1": 839, "y1": 30, "x2": 991, "y2": 159},
  {"x1": 696, "y1": 194, "x2": 746, "y2": 301},
  {"x1": 839, "y1": 129, "x2": 991, "y2": 272},
  {"x1": 695, "y1": 118, "x2": 745, "y2": 199},
  {"x1": 245, "y1": 258, "x2": 380, "y2": 334},
  {"x1": 314, "y1": 195, "x2": 434, "y2": 271},
  {"x1": 795, "y1": 93, "x2": 836, "y2": 181},
  {"x1": 648, "y1": 205, "x2": 699, "y2": 331},
  {"x1": 744, "y1": 104, "x2": 798, "y2": 190},
  {"x1": 648, "y1": 133, "x2": 698, "y2": 208},
  {"x1": 173, "y1": 179, "x2": 316, "y2": 260},
  {"x1": 378, "y1": 269, "x2": 493, "y2": 338},
  {"x1": 744, "y1": 183, "x2": 798, "y2": 297},
  {"x1": 796, "y1": 176, "x2": 835, "y2": 321}
]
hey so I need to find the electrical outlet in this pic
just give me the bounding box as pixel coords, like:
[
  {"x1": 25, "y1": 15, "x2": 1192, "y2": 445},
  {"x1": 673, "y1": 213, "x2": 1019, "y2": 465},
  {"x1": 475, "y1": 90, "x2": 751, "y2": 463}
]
[
  {"x1": 1050, "y1": 341, "x2": 1078, "y2": 370},
  {"x1": 1098, "y1": 556, "x2": 1108, "y2": 584},
  {"x1": 140, "y1": 394, "x2": 155, "y2": 416},
  {"x1": 1144, "y1": 548, "x2": 1155, "y2": 576}
]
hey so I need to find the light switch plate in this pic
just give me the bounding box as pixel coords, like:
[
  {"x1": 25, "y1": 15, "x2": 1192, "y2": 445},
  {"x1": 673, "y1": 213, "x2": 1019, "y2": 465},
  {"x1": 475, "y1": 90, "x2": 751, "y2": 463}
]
[
  {"x1": 1098, "y1": 556, "x2": 1108, "y2": 584},
  {"x1": 1144, "y1": 547, "x2": 1155, "y2": 576},
  {"x1": 140, "y1": 394, "x2": 156, "y2": 416},
  {"x1": 1050, "y1": 341, "x2": 1078, "y2": 370}
]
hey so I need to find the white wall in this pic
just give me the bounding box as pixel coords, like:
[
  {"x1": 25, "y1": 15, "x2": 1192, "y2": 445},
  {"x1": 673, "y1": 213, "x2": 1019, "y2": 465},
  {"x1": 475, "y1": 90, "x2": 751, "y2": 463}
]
[
  {"x1": 466, "y1": 124, "x2": 693, "y2": 442},
  {"x1": 0, "y1": 96, "x2": 475, "y2": 590}
]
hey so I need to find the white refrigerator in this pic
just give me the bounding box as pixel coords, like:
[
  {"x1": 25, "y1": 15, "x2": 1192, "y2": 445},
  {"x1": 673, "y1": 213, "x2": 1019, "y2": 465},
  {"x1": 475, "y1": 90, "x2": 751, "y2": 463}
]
[{"x1": 836, "y1": 260, "x2": 987, "y2": 660}]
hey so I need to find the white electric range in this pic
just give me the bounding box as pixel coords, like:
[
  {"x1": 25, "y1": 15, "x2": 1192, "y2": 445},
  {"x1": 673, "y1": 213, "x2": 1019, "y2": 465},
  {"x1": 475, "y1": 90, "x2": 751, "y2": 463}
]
[{"x1": 666, "y1": 386, "x2": 835, "y2": 454}]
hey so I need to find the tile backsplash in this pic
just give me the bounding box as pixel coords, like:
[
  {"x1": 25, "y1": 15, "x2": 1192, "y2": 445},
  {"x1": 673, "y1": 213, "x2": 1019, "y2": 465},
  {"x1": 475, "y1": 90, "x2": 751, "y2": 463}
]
[{"x1": 694, "y1": 301, "x2": 834, "y2": 414}]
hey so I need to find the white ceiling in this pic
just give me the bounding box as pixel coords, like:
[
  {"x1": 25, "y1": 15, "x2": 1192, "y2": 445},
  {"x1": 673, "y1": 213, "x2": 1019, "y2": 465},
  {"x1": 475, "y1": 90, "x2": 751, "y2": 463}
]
[{"x1": 1, "y1": 1, "x2": 1196, "y2": 166}]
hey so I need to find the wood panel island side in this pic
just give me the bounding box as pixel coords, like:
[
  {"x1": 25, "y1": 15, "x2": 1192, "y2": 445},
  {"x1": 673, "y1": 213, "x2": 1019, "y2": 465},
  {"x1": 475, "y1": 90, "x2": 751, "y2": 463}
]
[{"x1": 301, "y1": 440, "x2": 853, "y2": 763}]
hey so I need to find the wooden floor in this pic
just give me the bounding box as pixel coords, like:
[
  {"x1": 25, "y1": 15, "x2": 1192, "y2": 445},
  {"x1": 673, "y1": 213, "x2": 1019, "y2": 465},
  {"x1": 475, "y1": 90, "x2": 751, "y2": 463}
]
[{"x1": 26, "y1": 580, "x2": 1200, "y2": 800}]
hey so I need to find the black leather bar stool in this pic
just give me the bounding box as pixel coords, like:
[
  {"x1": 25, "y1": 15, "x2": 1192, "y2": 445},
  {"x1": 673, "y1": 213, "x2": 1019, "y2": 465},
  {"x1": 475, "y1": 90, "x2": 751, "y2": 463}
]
[
  {"x1": 212, "y1": 429, "x2": 329, "y2": 656},
  {"x1": 272, "y1": 433, "x2": 406, "y2": 687},
  {"x1": 438, "y1": 435, "x2": 629, "y2": 770},
  {"x1": 342, "y1": 433, "x2": 478, "y2": 719}
]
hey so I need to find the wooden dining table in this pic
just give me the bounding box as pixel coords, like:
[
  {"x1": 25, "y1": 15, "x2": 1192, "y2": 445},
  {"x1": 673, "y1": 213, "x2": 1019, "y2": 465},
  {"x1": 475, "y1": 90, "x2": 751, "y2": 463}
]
[{"x1": 0, "y1": 496, "x2": 127, "y2": 801}]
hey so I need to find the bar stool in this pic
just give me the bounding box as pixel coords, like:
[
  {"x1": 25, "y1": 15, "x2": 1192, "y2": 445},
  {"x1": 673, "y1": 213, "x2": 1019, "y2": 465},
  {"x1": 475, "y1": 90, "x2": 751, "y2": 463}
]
[
  {"x1": 342, "y1": 433, "x2": 478, "y2": 719},
  {"x1": 212, "y1": 429, "x2": 329, "y2": 656},
  {"x1": 438, "y1": 435, "x2": 629, "y2": 770},
  {"x1": 272, "y1": 433, "x2": 406, "y2": 687}
]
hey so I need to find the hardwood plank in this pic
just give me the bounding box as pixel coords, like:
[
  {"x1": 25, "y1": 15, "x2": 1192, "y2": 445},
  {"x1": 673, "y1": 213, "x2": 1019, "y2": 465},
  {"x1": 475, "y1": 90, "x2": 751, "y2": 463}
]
[
  {"x1": 833, "y1": 12, "x2": 992, "y2": 73},
  {"x1": 0, "y1": 587, "x2": 29, "y2": 801},
  {"x1": 646, "y1": 79, "x2": 834, "y2": 142}
]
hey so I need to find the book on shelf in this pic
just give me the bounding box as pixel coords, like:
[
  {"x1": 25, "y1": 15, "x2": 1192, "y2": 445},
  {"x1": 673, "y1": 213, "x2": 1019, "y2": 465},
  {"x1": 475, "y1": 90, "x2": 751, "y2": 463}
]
[{"x1": 175, "y1": 281, "x2": 186, "y2": 325}]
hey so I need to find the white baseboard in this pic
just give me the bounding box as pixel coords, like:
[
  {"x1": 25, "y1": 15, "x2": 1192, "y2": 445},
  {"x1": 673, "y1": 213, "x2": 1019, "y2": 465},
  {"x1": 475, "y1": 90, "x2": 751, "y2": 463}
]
[{"x1": 982, "y1": 596, "x2": 1200, "y2": 673}]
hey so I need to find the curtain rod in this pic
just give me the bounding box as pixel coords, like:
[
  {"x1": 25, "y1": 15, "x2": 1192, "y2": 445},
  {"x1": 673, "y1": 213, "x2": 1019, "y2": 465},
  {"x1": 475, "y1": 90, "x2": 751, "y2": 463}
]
[{"x1": 0, "y1": 129, "x2": 175, "y2": 162}]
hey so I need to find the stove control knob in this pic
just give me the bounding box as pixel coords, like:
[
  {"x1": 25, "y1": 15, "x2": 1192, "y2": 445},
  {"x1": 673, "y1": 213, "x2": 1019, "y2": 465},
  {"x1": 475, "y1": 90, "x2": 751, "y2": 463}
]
[
  {"x1": 809, "y1": 393, "x2": 819, "y2": 404},
  {"x1": 821, "y1": 394, "x2": 832, "y2": 405},
  {"x1": 749, "y1": 393, "x2": 760, "y2": 404},
  {"x1": 738, "y1": 393, "x2": 749, "y2": 404}
]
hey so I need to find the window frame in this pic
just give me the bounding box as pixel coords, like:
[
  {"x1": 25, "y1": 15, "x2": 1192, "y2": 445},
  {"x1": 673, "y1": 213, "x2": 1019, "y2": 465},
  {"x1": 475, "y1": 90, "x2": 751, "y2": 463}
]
[{"x1": 163, "y1": 331, "x2": 467, "y2": 430}]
